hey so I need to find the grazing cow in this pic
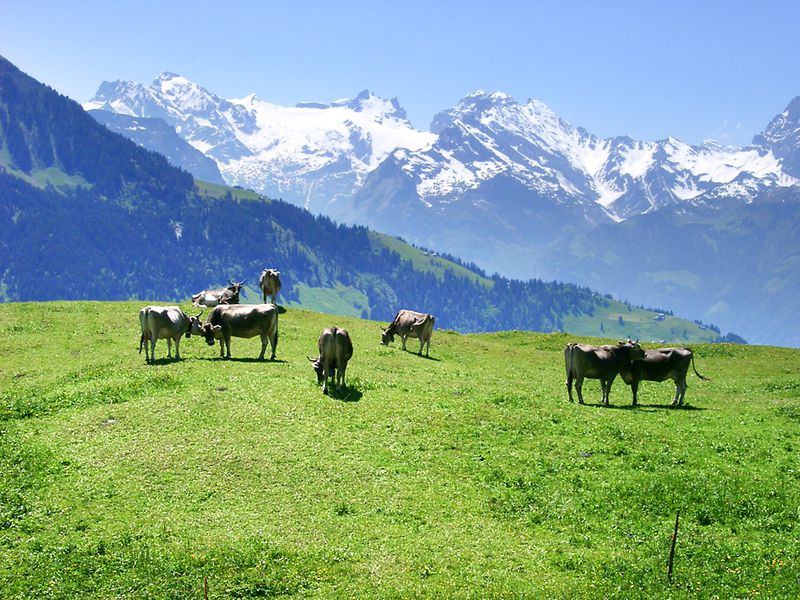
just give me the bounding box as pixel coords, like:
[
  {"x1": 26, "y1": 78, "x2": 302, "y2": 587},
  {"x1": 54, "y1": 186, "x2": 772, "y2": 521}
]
[
  {"x1": 259, "y1": 269, "x2": 281, "y2": 304},
  {"x1": 308, "y1": 327, "x2": 353, "y2": 394},
  {"x1": 201, "y1": 303, "x2": 278, "y2": 360},
  {"x1": 191, "y1": 280, "x2": 245, "y2": 307},
  {"x1": 138, "y1": 306, "x2": 203, "y2": 363},
  {"x1": 381, "y1": 309, "x2": 435, "y2": 357},
  {"x1": 564, "y1": 340, "x2": 646, "y2": 405},
  {"x1": 619, "y1": 347, "x2": 710, "y2": 407}
]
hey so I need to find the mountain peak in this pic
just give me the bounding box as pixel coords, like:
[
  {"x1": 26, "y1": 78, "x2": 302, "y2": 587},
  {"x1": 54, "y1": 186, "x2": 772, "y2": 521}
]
[
  {"x1": 340, "y1": 89, "x2": 408, "y2": 122},
  {"x1": 156, "y1": 71, "x2": 182, "y2": 82}
]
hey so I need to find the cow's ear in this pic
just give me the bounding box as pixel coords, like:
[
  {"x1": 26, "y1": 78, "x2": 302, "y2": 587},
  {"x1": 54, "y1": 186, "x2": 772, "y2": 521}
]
[{"x1": 212, "y1": 325, "x2": 222, "y2": 334}]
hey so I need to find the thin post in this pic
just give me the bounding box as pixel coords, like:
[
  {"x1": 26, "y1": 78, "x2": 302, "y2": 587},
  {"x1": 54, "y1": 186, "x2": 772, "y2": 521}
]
[
  {"x1": 204, "y1": 575, "x2": 209, "y2": 600},
  {"x1": 667, "y1": 511, "x2": 680, "y2": 582}
]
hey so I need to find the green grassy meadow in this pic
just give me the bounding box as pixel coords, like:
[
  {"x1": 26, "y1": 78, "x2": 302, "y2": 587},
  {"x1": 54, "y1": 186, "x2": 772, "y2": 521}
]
[{"x1": 1, "y1": 302, "x2": 798, "y2": 598}]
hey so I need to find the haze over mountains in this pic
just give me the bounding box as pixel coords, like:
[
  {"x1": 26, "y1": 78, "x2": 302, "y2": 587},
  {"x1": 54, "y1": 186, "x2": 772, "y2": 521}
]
[{"x1": 85, "y1": 73, "x2": 800, "y2": 347}]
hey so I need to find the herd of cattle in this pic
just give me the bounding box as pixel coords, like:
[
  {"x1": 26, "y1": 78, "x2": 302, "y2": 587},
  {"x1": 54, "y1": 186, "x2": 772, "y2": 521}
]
[{"x1": 138, "y1": 269, "x2": 708, "y2": 404}]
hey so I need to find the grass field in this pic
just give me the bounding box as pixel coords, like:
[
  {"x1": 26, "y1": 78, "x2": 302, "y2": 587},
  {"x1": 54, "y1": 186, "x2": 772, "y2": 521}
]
[{"x1": 0, "y1": 302, "x2": 798, "y2": 598}]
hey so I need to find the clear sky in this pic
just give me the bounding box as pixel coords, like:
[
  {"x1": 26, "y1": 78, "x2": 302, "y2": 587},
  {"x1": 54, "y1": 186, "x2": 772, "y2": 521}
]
[{"x1": 2, "y1": 0, "x2": 799, "y2": 146}]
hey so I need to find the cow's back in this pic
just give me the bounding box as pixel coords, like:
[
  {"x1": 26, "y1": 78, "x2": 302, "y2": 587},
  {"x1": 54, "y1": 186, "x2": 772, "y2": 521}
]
[
  {"x1": 395, "y1": 310, "x2": 433, "y2": 336},
  {"x1": 145, "y1": 306, "x2": 186, "y2": 338},
  {"x1": 217, "y1": 304, "x2": 277, "y2": 336},
  {"x1": 636, "y1": 348, "x2": 692, "y2": 382}
]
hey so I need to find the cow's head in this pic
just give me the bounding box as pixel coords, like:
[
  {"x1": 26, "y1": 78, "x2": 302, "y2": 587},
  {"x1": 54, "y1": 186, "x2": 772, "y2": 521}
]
[
  {"x1": 227, "y1": 279, "x2": 245, "y2": 293},
  {"x1": 202, "y1": 323, "x2": 223, "y2": 346},
  {"x1": 185, "y1": 311, "x2": 204, "y2": 338},
  {"x1": 308, "y1": 355, "x2": 324, "y2": 384},
  {"x1": 380, "y1": 325, "x2": 394, "y2": 345},
  {"x1": 619, "y1": 338, "x2": 645, "y2": 362}
]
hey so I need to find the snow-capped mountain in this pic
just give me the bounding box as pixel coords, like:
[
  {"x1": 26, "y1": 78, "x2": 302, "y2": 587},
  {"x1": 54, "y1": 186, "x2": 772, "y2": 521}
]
[
  {"x1": 87, "y1": 109, "x2": 225, "y2": 184},
  {"x1": 348, "y1": 90, "x2": 797, "y2": 280},
  {"x1": 84, "y1": 74, "x2": 256, "y2": 162},
  {"x1": 84, "y1": 75, "x2": 434, "y2": 216},
  {"x1": 753, "y1": 96, "x2": 800, "y2": 178},
  {"x1": 355, "y1": 90, "x2": 794, "y2": 225},
  {"x1": 86, "y1": 77, "x2": 796, "y2": 229}
]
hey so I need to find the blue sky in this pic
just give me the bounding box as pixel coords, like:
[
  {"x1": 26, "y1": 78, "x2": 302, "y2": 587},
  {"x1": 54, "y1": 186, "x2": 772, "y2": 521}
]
[{"x1": 2, "y1": 0, "x2": 798, "y2": 146}]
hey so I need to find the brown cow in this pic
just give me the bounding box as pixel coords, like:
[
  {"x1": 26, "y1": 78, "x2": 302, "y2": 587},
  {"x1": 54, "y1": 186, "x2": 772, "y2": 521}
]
[
  {"x1": 201, "y1": 303, "x2": 278, "y2": 360},
  {"x1": 309, "y1": 326, "x2": 353, "y2": 395},
  {"x1": 619, "y1": 347, "x2": 710, "y2": 406},
  {"x1": 564, "y1": 340, "x2": 646, "y2": 405},
  {"x1": 191, "y1": 280, "x2": 245, "y2": 307},
  {"x1": 381, "y1": 309, "x2": 435, "y2": 357},
  {"x1": 259, "y1": 268, "x2": 281, "y2": 304},
  {"x1": 138, "y1": 305, "x2": 203, "y2": 363}
]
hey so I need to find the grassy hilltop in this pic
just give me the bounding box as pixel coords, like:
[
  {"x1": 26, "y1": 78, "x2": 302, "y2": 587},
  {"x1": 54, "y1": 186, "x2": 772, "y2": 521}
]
[{"x1": 0, "y1": 302, "x2": 798, "y2": 598}]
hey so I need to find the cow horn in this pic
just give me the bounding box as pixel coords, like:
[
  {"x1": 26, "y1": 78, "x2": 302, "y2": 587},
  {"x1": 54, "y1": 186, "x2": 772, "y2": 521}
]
[
  {"x1": 194, "y1": 310, "x2": 203, "y2": 319},
  {"x1": 307, "y1": 356, "x2": 316, "y2": 362}
]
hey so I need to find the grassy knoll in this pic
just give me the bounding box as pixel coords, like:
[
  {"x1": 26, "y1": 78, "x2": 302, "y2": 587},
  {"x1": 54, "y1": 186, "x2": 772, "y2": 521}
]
[{"x1": 0, "y1": 302, "x2": 798, "y2": 598}]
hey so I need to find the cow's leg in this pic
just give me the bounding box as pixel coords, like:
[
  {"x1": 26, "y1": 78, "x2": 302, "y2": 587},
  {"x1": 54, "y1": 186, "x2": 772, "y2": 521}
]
[
  {"x1": 166, "y1": 338, "x2": 173, "y2": 359},
  {"x1": 218, "y1": 339, "x2": 225, "y2": 358},
  {"x1": 566, "y1": 373, "x2": 574, "y2": 402},
  {"x1": 603, "y1": 375, "x2": 616, "y2": 405},
  {"x1": 425, "y1": 337, "x2": 430, "y2": 357},
  {"x1": 150, "y1": 338, "x2": 157, "y2": 363},
  {"x1": 224, "y1": 335, "x2": 232, "y2": 359},
  {"x1": 258, "y1": 334, "x2": 267, "y2": 361},
  {"x1": 338, "y1": 365, "x2": 345, "y2": 391},
  {"x1": 262, "y1": 289, "x2": 267, "y2": 303},
  {"x1": 631, "y1": 380, "x2": 639, "y2": 406},
  {"x1": 575, "y1": 376, "x2": 585, "y2": 404},
  {"x1": 269, "y1": 328, "x2": 278, "y2": 361},
  {"x1": 600, "y1": 377, "x2": 611, "y2": 405},
  {"x1": 174, "y1": 337, "x2": 181, "y2": 360},
  {"x1": 673, "y1": 378, "x2": 687, "y2": 406},
  {"x1": 322, "y1": 361, "x2": 330, "y2": 395},
  {"x1": 418, "y1": 337, "x2": 424, "y2": 355},
  {"x1": 401, "y1": 335, "x2": 407, "y2": 351},
  {"x1": 143, "y1": 335, "x2": 151, "y2": 363}
]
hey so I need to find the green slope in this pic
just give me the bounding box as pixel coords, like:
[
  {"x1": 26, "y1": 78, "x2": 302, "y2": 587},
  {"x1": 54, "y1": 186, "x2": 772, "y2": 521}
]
[{"x1": 0, "y1": 302, "x2": 796, "y2": 598}]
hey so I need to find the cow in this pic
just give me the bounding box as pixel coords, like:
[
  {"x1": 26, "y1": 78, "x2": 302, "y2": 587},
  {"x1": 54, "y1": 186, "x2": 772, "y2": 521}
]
[
  {"x1": 201, "y1": 303, "x2": 278, "y2": 360},
  {"x1": 619, "y1": 347, "x2": 710, "y2": 407},
  {"x1": 191, "y1": 280, "x2": 245, "y2": 307},
  {"x1": 138, "y1": 305, "x2": 203, "y2": 363},
  {"x1": 381, "y1": 309, "x2": 435, "y2": 357},
  {"x1": 564, "y1": 340, "x2": 646, "y2": 405},
  {"x1": 259, "y1": 268, "x2": 281, "y2": 305},
  {"x1": 308, "y1": 327, "x2": 353, "y2": 395}
]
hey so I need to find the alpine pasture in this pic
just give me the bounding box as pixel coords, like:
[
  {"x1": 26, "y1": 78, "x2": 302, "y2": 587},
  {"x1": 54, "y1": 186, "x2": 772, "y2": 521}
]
[{"x1": 0, "y1": 301, "x2": 798, "y2": 598}]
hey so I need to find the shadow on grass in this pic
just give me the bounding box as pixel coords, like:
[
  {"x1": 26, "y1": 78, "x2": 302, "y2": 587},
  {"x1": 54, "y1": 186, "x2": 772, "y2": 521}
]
[
  {"x1": 143, "y1": 357, "x2": 184, "y2": 366},
  {"x1": 195, "y1": 357, "x2": 288, "y2": 364},
  {"x1": 314, "y1": 385, "x2": 363, "y2": 402},
  {"x1": 583, "y1": 401, "x2": 707, "y2": 412},
  {"x1": 404, "y1": 351, "x2": 441, "y2": 362}
]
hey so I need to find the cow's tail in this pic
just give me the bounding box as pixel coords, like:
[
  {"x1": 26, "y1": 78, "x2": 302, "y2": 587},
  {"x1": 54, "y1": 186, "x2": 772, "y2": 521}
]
[
  {"x1": 565, "y1": 343, "x2": 575, "y2": 380},
  {"x1": 688, "y1": 348, "x2": 711, "y2": 381},
  {"x1": 139, "y1": 332, "x2": 144, "y2": 354}
]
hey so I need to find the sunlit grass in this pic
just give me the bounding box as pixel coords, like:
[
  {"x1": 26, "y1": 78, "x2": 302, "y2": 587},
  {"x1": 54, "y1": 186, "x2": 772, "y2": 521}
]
[{"x1": 0, "y1": 302, "x2": 797, "y2": 598}]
